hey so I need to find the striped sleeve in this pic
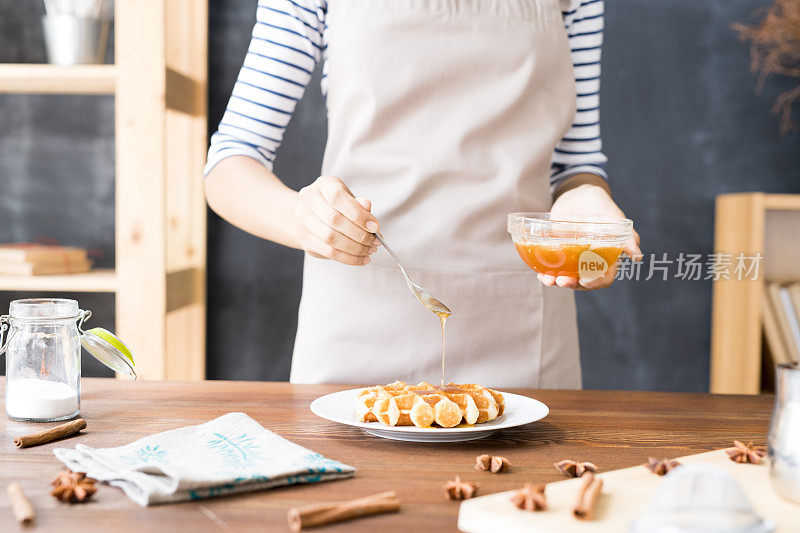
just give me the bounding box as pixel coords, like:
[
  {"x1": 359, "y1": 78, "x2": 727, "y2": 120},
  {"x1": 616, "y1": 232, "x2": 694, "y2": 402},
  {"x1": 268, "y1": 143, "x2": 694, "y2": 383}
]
[
  {"x1": 204, "y1": 0, "x2": 326, "y2": 175},
  {"x1": 551, "y1": 0, "x2": 608, "y2": 189}
]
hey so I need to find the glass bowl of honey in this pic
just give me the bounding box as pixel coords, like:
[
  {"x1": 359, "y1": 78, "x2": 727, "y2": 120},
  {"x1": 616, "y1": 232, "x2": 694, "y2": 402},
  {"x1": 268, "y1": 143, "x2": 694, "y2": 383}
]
[{"x1": 507, "y1": 213, "x2": 633, "y2": 280}]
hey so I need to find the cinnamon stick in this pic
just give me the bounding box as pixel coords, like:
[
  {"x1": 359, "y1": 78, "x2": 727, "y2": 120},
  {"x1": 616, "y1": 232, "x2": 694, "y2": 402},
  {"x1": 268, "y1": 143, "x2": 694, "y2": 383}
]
[
  {"x1": 14, "y1": 418, "x2": 86, "y2": 448},
  {"x1": 287, "y1": 490, "x2": 401, "y2": 531},
  {"x1": 7, "y1": 482, "x2": 35, "y2": 527},
  {"x1": 572, "y1": 471, "x2": 603, "y2": 520}
]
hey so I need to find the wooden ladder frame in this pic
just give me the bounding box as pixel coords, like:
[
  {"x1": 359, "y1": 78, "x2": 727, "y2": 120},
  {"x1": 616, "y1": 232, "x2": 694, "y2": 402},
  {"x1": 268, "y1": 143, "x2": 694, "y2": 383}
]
[
  {"x1": 710, "y1": 193, "x2": 800, "y2": 394},
  {"x1": 116, "y1": 0, "x2": 207, "y2": 380},
  {"x1": 0, "y1": 0, "x2": 208, "y2": 380}
]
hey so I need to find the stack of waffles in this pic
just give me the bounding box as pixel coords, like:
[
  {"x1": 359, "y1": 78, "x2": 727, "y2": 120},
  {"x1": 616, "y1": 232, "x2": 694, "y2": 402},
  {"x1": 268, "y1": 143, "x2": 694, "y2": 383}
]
[{"x1": 357, "y1": 381, "x2": 505, "y2": 428}]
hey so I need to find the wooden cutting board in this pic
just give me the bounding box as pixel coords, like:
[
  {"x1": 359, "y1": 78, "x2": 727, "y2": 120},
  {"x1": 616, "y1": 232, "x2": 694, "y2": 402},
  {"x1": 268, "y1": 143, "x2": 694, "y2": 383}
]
[{"x1": 458, "y1": 449, "x2": 797, "y2": 532}]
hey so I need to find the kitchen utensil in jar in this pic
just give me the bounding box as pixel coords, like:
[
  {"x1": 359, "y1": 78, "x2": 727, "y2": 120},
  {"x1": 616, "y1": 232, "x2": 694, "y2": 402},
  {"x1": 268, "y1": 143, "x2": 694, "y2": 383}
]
[
  {"x1": 769, "y1": 362, "x2": 800, "y2": 505},
  {"x1": 41, "y1": 0, "x2": 112, "y2": 66},
  {"x1": 42, "y1": 14, "x2": 110, "y2": 65}
]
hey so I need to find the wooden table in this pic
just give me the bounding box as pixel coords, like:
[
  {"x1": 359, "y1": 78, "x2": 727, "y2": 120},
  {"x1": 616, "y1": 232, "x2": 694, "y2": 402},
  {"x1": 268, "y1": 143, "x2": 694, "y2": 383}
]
[{"x1": 0, "y1": 378, "x2": 773, "y2": 532}]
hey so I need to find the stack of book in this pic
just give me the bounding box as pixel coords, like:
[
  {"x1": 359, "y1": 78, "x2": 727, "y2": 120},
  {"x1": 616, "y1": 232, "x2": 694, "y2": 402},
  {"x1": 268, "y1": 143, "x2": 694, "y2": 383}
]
[
  {"x1": 763, "y1": 282, "x2": 800, "y2": 364},
  {"x1": 0, "y1": 244, "x2": 92, "y2": 276}
]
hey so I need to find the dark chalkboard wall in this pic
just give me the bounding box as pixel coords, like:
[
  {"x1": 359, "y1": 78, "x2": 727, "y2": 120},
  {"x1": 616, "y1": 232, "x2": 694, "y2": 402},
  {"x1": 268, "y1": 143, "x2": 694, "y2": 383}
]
[{"x1": 2, "y1": 0, "x2": 798, "y2": 389}]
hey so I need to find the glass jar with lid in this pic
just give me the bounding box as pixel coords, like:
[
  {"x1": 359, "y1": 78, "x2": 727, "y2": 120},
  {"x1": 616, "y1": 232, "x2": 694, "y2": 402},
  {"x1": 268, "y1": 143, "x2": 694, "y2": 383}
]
[{"x1": 1, "y1": 298, "x2": 135, "y2": 422}]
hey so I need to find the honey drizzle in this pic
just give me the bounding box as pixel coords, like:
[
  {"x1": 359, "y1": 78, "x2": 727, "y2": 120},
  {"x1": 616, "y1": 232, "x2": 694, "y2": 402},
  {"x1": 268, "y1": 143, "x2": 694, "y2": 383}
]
[
  {"x1": 411, "y1": 384, "x2": 464, "y2": 396},
  {"x1": 418, "y1": 293, "x2": 451, "y2": 387},
  {"x1": 436, "y1": 311, "x2": 449, "y2": 387}
]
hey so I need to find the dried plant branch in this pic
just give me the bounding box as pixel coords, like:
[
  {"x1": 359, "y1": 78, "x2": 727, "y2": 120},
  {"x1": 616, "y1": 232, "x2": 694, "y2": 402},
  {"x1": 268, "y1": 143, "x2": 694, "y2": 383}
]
[{"x1": 733, "y1": 0, "x2": 800, "y2": 135}]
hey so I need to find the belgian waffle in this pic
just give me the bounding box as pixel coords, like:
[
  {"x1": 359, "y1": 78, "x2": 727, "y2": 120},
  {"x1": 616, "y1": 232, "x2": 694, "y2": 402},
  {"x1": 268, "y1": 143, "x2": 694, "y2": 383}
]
[{"x1": 357, "y1": 381, "x2": 505, "y2": 428}]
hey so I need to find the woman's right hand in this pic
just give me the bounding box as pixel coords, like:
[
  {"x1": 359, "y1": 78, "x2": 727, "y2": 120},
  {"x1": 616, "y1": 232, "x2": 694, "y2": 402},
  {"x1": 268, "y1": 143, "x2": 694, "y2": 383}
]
[{"x1": 293, "y1": 175, "x2": 380, "y2": 266}]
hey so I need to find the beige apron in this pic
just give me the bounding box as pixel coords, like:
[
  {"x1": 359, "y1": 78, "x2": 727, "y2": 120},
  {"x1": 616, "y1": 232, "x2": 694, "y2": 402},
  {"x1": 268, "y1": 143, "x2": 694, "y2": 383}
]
[{"x1": 290, "y1": 0, "x2": 580, "y2": 389}]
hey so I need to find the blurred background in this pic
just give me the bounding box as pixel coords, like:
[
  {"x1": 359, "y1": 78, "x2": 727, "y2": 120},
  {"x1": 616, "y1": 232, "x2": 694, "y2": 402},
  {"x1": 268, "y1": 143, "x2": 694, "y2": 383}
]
[{"x1": 1, "y1": 0, "x2": 798, "y2": 391}]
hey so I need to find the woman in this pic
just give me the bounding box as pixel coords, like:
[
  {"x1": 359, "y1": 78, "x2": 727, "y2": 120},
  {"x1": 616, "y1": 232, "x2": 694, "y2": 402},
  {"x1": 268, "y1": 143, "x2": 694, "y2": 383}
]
[{"x1": 205, "y1": 0, "x2": 641, "y2": 388}]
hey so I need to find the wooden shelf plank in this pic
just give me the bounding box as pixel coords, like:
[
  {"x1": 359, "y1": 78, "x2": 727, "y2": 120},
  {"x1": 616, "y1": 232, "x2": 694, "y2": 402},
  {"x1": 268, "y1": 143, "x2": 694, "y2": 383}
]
[
  {"x1": 0, "y1": 64, "x2": 116, "y2": 94},
  {"x1": 765, "y1": 194, "x2": 800, "y2": 211},
  {"x1": 0, "y1": 269, "x2": 117, "y2": 292}
]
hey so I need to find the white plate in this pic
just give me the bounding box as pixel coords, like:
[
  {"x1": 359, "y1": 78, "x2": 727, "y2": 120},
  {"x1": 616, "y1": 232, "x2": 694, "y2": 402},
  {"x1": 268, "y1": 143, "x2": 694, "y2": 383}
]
[{"x1": 310, "y1": 388, "x2": 549, "y2": 442}]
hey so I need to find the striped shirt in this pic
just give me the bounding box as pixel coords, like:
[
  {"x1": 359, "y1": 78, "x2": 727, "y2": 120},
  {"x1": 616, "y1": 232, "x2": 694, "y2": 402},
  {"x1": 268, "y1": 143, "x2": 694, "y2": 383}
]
[{"x1": 206, "y1": 0, "x2": 608, "y2": 188}]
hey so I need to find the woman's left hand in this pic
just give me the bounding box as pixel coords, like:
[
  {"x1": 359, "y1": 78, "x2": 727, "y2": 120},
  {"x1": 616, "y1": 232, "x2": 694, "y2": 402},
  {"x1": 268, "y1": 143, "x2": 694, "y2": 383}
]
[{"x1": 544, "y1": 174, "x2": 642, "y2": 291}]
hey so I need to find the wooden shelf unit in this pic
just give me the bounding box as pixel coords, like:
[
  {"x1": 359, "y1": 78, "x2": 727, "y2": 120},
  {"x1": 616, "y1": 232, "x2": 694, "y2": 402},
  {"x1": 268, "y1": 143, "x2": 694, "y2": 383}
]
[
  {"x1": 0, "y1": 269, "x2": 117, "y2": 293},
  {"x1": 0, "y1": 64, "x2": 116, "y2": 94},
  {"x1": 710, "y1": 193, "x2": 800, "y2": 394},
  {"x1": 0, "y1": 0, "x2": 208, "y2": 381}
]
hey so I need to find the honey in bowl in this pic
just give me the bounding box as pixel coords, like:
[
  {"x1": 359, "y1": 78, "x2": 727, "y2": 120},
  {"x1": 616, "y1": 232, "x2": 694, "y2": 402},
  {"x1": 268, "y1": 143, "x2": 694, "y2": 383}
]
[
  {"x1": 514, "y1": 241, "x2": 624, "y2": 278},
  {"x1": 507, "y1": 213, "x2": 633, "y2": 281}
]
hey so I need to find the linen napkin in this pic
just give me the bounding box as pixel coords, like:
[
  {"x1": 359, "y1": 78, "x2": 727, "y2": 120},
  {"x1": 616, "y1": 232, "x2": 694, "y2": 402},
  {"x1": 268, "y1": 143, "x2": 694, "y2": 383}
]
[{"x1": 53, "y1": 412, "x2": 355, "y2": 506}]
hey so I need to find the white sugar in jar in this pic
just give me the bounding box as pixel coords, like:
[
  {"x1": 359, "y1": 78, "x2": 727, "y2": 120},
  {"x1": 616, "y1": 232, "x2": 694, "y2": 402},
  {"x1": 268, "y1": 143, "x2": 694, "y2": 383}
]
[
  {"x1": 2, "y1": 298, "x2": 136, "y2": 422},
  {"x1": 5, "y1": 378, "x2": 79, "y2": 420},
  {"x1": 1, "y1": 299, "x2": 85, "y2": 422}
]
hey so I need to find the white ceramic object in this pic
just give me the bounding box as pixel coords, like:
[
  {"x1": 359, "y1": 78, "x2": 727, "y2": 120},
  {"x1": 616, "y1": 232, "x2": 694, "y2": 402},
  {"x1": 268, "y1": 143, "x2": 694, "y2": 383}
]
[{"x1": 310, "y1": 388, "x2": 549, "y2": 443}]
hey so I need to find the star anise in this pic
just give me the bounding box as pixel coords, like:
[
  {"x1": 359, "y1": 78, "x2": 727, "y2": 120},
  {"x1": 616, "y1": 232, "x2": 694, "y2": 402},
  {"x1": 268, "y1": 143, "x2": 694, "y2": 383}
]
[
  {"x1": 50, "y1": 470, "x2": 97, "y2": 503},
  {"x1": 554, "y1": 459, "x2": 597, "y2": 478},
  {"x1": 725, "y1": 440, "x2": 767, "y2": 464},
  {"x1": 510, "y1": 483, "x2": 547, "y2": 511},
  {"x1": 443, "y1": 476, "x2": 479, "y2": 501},
  {"x1": 475, "y1": 454, "x2": 510, "y2": 473},
  {"x1": 643, "y1": 457, "x2": 681, "y2": 476}
]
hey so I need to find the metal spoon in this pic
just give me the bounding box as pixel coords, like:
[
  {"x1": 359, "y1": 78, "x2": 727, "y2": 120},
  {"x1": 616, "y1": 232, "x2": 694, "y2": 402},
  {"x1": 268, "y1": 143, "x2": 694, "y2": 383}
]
[
  {"x1": 341, "y1": 183, "x2": 451, "y2": 317},
  {"x1": 372, "y1": 233, "x2": 451, "y2": 317}
]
